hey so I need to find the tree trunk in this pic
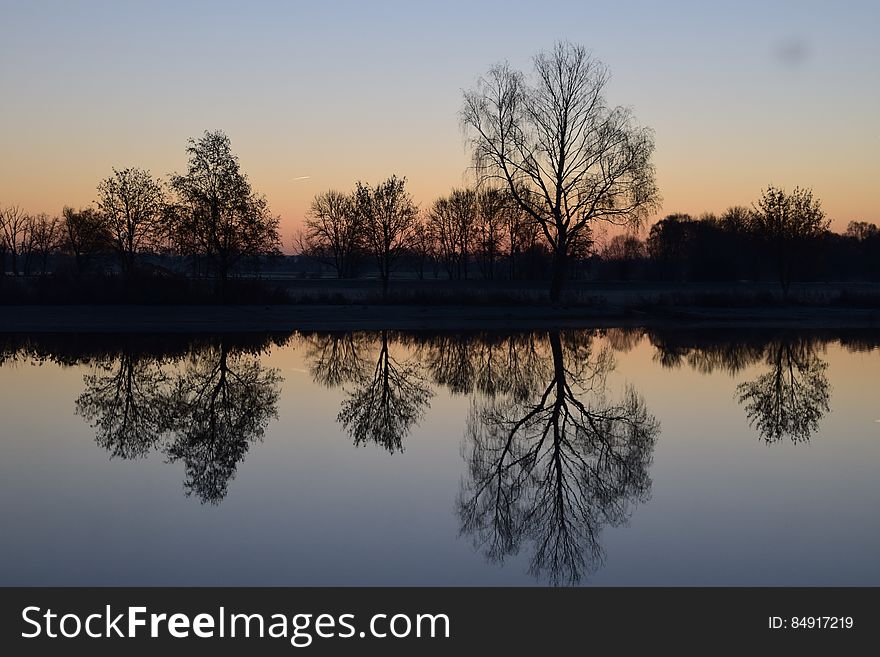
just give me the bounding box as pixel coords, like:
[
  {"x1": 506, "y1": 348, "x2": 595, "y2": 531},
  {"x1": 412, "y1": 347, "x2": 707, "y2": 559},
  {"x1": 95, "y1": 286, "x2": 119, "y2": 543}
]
[{"x1": 549, "y1": 249, "x2": 568, "y2": 303}]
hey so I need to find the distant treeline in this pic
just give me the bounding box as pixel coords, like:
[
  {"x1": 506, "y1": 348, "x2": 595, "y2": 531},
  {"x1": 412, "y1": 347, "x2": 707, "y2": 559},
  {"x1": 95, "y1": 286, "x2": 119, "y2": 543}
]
[{"x1": 2, "y1": 128, "x2": 878, "y2": 303}]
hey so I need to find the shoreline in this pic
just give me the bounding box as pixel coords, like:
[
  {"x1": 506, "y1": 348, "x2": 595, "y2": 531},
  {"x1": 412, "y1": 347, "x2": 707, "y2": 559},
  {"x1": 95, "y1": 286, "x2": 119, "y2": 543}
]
[{"x1": 1, "y1": 304, "x2": 879, "y2": 332}]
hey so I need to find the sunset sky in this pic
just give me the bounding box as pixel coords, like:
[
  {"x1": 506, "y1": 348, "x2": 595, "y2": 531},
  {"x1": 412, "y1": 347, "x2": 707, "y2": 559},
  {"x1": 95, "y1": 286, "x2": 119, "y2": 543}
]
[{"x1": 1, "y1": 0, "x2": 877, "y2": 246}]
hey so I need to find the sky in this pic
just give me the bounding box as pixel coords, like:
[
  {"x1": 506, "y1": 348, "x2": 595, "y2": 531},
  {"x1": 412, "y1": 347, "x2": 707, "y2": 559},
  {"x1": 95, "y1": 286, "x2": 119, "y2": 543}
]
[{"x1": 1, "y1": 0, "x2": 878, "y2": 247}]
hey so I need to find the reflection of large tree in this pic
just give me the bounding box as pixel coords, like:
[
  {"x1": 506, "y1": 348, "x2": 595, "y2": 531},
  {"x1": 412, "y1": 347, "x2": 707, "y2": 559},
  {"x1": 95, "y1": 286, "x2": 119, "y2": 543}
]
[
  {"x1": 736, "y1": 341, "x2": 830, "y2": 444},
  {"x1": 76, "y1": 353, "x2": 172, "y2": 458},
  {"x1": 74, "y1": 338, "x2": 282, "y2": 504},
  {"x1": 458, "y1": 332, "x2": 658, "y2": 585},
  {"x1": 337, "y1": 331, "x2": 432, "y2": 453},
  {"x1": 165, "y1": 343, "x2": 281, "y2": 503}
]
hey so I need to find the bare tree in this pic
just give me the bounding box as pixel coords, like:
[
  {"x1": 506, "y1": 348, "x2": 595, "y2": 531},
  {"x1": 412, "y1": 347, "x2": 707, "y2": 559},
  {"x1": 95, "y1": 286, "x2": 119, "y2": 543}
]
[
  {"x1": 462, "y1": 41, "x2": 659, "y2": 300},
  {"x1": 1, "y1": 205, "x2": 28, "y2": 276},
  {"x1": 300, "y1": 189, "x2": 362, "y2": 278},
  {"x1": 426, "y1": 188, "x2": 481, "y2": 280},
  {"x1": 62, "y1": 206, "x2": 109, "y2": 273},
  {"x1": 474, "y1": 188, "x2": 507, "y2": 279},
  {"x1": 410, "y1": 213, "x2": 435, "y2": 279},
  {"x1": 845, "y1": 220, "x2": 880, "y2": 242},
  {"x1": 29, "y1": 213, "x2": 63, "y2": 274},
  {"x1": 353, "y1": 175, "x2": 419, "y2": 295},
  {"x1": 750, "y1": 186, "x2": 828, "y2": 298},
  {"x1": 96, "y1": 167, "x2": 165, "y2": 274},
  {"x1": 169, "y1": 130, "x2": 281, "y2": 294}
]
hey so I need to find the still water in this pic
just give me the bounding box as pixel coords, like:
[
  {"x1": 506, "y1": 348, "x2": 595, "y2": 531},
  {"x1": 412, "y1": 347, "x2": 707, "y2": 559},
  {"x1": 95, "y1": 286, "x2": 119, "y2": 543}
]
[{"x1": 1, "y1": 328, "x2": 878, "y2": 586}]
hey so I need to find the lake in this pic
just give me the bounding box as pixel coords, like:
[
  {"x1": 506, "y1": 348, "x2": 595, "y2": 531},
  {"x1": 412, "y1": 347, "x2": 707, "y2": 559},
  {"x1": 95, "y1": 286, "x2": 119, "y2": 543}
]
[{"x1": 1, "y1": 327, "x2": 878, "y2": 586}]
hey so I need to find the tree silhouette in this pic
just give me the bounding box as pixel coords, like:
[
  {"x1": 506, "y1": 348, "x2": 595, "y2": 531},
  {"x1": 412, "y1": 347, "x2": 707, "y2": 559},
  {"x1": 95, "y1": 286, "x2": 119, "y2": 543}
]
[
  {"x1": 164, "y1": 341, "x2": 282, "y2": 503},
  {"x1": 1, "y1": 205, "x2": 28, "y2": 276},
  {"x1": 168, "y1": 130, "x2": 281, "y2": 294},
  {"x1": 353, "y1": 176, "x2": 419, "y2": 296},
  {"x1": 458, "y1": 331, "x2": 658, "y2": 584},
  {"x1": 96, "y1": 167, "x2": 165, "y2": 274},
  {"x1": 75, "y1": 352, "x2": 173, "y2": 459},
  {"x1": 299, "y1": 190, "x2": 363, "y2": 278},
  {"x1": 337, "y1": 331, "x2": 432, "y2": 453},
  {"x1": 426, "y1": 188, "x2": 477, "y2": 280},
  {"x1": 751, "y1": 186, "x2": 828, "y2": 298},
  {"x1": 462, "y1": 41, "x2": 659, "y2": 300},
  {"x1": 736, "y1": 340, "x2": 831, "y2": 443},
  {"x1": 29, "y1": 213, "x2": 63, "y2": 275},
  {"x1": 61, "y1": 206, "x2": 110, "y2": 274}
]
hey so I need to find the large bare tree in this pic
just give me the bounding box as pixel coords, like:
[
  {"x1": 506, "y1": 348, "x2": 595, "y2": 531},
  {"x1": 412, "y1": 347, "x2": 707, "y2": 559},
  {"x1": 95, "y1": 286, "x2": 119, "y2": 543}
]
[
  {"x1": 97, "y1": 167, "x2": 165, "y2": 274},
  {"x1": 462, "y1": 41, "x2": 659, "y2": 300}
]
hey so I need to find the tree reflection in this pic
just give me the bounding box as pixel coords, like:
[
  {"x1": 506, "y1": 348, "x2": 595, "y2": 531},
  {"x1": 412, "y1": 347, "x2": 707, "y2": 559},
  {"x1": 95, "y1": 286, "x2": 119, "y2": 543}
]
[
  {"x1": 458, "y1": 331, "x2": 658, "y2": 585},
  {"x1": 76, "y1": 353, "x2": 172, "y2": 458},
  {"x1": 304, "y1": 332, "x2": 370, "y2": 387},
  {"x1": 337, "y1": 331, "x2": 432, "y2": 453},
  {"x1": 165, "y1": 342, "x2": 281, "y2": 503},
  {"x1": 736, "y1": 340, "x2": 830, "y2": 443},
  {"x1": 648, "y1": 330, "x2": 766, "y2": 375},
  {"x1": 416, "y1": 333, "x2": 549, "y2": 402},
  {"x1": 73, "y1": 337, "x2": 282, "y2": 504}
]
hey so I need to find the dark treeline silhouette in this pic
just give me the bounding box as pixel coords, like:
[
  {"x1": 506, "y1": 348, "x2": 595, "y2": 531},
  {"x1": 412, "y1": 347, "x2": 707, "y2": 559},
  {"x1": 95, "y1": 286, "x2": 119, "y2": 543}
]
[
  {"x1": 1, "y1": 130, "x2": 283, "y2": 303},
  {"x1": 5, "y1": 189, "x2": 876, "y2": 306},
  {"x1": 2, "y1": 44, "x2": 878, "y2": 303},
  {"x1": 603, "y1": 201, "x2": 879, "y2": 289}
]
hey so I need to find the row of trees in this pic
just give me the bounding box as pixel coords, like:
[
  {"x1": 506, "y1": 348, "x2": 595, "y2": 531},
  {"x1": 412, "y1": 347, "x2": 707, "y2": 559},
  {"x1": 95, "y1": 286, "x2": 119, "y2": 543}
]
[
  {"x1": 4, "y1": 42, "x2": 876, "y2": 299},
  {"x1": 297, "y1": 181, "x2": 567, "y2": 285},
  {"x1": 601, "y1": 186, "x2": 879, "y2": 289},
  {"x1": 1, "y1": 130, "x2": 282, "y2": 293}
]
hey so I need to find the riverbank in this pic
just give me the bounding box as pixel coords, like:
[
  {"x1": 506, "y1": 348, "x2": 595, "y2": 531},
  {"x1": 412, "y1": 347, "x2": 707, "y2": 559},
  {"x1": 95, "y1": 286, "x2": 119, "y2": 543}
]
[{"x1": 1, "y1": 303, "x2": 878, "y2": 332}]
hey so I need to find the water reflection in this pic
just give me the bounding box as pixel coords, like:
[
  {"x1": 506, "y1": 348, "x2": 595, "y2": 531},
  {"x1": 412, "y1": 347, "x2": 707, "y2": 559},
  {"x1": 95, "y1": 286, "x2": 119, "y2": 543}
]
[
  {"x1": 337, "y1": 331, "x2": 433, "y2": 453},
  {"x1": 456, "y1": 331, "x2": 658, "y2": 585},
  {"x1": 76, "y1": 352, "x2": 171, "y2": 459},
  {"x1": 306, "y1": 331, "x2": 433, "y2": 453},
  {"x1": 305, "y1": 332, "x2": 370, "y2": 388},
  {"x1": 647, "y1": 329, "x2": 839, "y2": 444},
  {"x1": 163, "y1": 342, "x2": 281, "y2": 503},
  {"x1": 415, "y1": 333, "x2": 548, "y2": 401},
  {"x1": 1, "y1": 328, "x2": 878, "y2": 584},
  {"x1": 736, "y1": 341, "x2": 831, "y2": 444},
  {"x1": 72, "y1": 336, "x2": 283, "y2": 503}
]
